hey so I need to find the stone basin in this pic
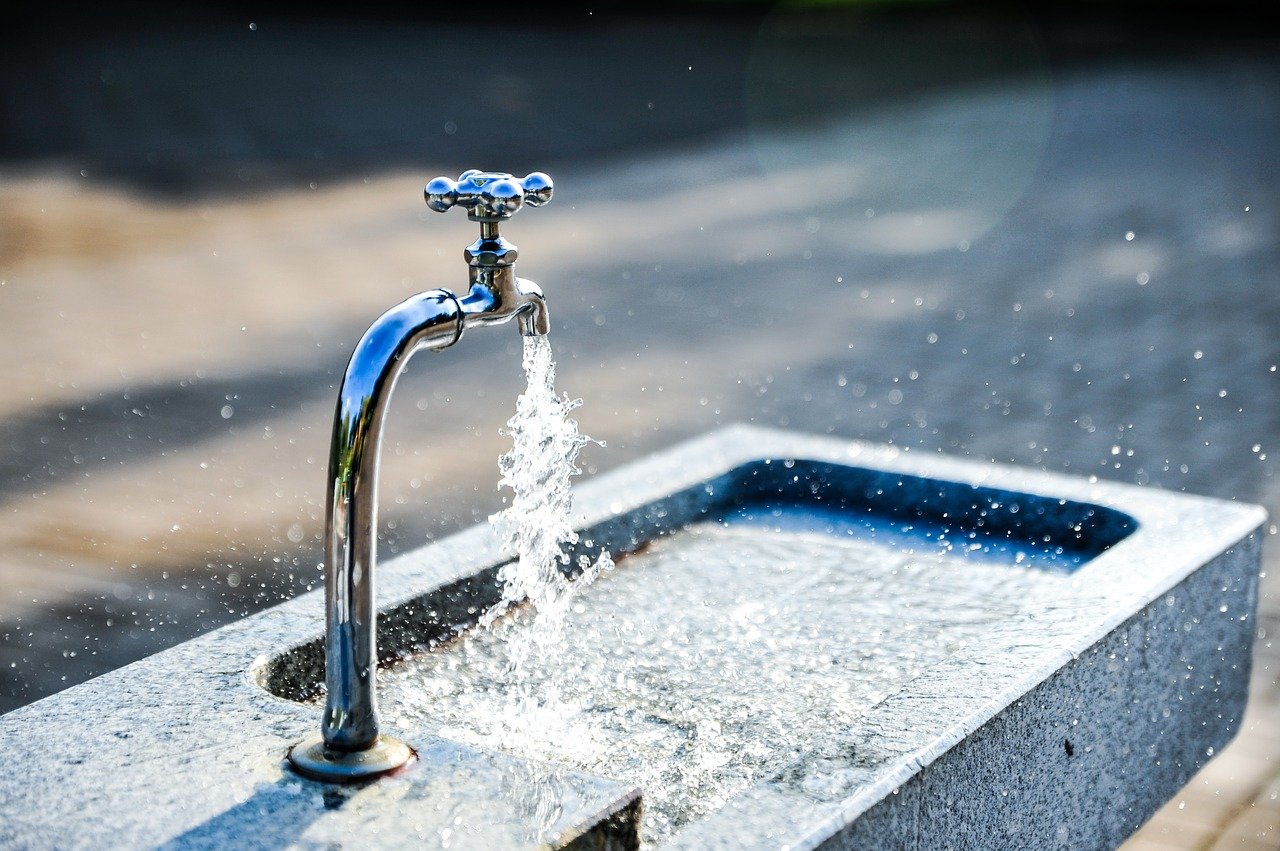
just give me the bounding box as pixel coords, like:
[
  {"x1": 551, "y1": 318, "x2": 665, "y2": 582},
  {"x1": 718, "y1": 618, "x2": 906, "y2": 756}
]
[{"x1": 0, "y1": 425, "x2": 1264, "y2": 849}]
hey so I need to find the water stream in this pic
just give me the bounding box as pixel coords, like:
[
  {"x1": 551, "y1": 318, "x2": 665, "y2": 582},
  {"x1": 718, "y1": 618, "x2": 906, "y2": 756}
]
[{"x1": 473, "y1": 335, "x2": 611, "y2": 742}]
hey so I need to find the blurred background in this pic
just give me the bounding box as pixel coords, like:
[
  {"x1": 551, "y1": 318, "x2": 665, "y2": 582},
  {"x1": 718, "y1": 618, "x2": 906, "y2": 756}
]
[{"x1": 1, "y1": 1, "x2": 1277, "y2": 845}]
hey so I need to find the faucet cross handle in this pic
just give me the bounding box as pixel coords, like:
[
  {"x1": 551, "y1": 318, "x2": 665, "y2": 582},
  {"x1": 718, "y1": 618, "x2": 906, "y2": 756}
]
[{"x1": 424, "y1": 170, "x2": 553, "y2": 221}]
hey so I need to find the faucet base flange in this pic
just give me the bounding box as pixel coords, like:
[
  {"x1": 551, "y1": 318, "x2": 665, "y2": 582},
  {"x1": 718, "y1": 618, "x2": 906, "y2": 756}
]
[{"x1": 287, "y1": 734, "x2": 415, "y2": 783}]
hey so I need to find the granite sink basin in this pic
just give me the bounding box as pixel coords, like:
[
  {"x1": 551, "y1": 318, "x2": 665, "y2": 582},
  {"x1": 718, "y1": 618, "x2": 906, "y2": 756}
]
[{"x1": 0, "y1": 426, "x2": 1264, "y2": 849}]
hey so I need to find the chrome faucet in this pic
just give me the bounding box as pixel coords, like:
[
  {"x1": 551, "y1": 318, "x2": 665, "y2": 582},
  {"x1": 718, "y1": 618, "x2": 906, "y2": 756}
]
[{"x1": 287, "y1": 170, "x2": 553, "y2": 782}]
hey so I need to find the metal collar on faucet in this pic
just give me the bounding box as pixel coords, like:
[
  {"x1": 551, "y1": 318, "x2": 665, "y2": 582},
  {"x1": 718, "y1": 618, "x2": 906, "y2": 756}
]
[{"x1": 287, "y1": 170, "x2": 553, "y2": 783}]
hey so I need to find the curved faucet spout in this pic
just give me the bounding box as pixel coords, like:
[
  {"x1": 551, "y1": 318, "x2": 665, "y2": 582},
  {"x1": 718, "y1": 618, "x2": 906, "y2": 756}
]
[{"x1": 320, "y1": 290, "x2": 461, "y2": 753}]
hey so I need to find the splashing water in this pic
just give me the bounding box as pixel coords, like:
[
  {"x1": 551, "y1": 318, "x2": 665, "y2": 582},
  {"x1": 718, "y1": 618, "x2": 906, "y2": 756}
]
[
  {"x1": 383, "y1": 521, "x2": 1055, "y2": 846},
  {"x1": 479, "y1": 335, "x2": 611, "y2": 739},
  {"x1": 376, "y1": 342, "x2": 1066, "y2": 844}
]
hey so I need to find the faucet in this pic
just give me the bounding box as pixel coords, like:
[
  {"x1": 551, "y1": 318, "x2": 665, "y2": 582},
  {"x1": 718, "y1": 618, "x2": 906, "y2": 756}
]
[{"x1": 287, "y1": 170, "x2": 553, "y2": 782}]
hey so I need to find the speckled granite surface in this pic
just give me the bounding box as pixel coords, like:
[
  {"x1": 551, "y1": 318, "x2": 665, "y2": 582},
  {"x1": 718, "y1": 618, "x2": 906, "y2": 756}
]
[{"x1": 0, "y1": 426, "x2": 1264, "y2": 849}]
